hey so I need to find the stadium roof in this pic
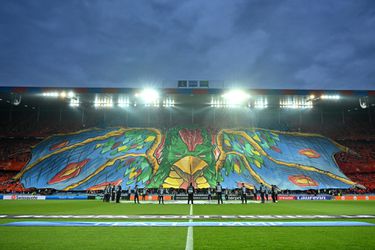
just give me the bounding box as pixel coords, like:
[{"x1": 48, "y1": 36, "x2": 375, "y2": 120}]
[
  {"x1": 0, "y1": 86, "x2": 374, "y2": 112},
  {"x1": 0, "y1": 86, "x2": 374, "y2": 96}
]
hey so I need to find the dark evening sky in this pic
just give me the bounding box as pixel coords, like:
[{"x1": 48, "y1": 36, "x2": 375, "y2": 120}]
[{"x1": 0, "y1": 0, "x2": 374, "y2": 89}]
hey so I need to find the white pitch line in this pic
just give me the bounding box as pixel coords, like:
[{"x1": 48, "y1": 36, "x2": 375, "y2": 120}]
[{"x1": 185, "y1": 204, "x2": 193, "y2": 250}]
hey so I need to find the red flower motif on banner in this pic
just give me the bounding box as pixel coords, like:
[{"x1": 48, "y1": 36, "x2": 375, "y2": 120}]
[
  {"x1": 299, "y1": 148, "x2": 320, "y2": 158},
  {"x1": 50, "y1": 141, "x2": 69, "y2": 151},
  {"x1": 48, "y1": 159, "x2": 90, "y2": 184},
  {"x1": 288, "y1": 175, "x2": 318, "y2": 187}
]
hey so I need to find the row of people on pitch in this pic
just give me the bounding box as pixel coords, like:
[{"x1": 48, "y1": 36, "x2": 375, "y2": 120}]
[
  {"x1": 103, "y1": 184, "x2": 122, "y2": 203},
  {"x1": 103, "y1": 183, "x2": 279, "y2": 204},
  {"x1": 133, "y1": 185, "x2": 166, "y2": 204},
  {"x1": 254, "y1": 183, "x2": 279, "y2": 203},
  {"x1": 188, "y1": 182, "x2": 226, "y2": 204},
  {"x1": 191, "y1": 182, "x2": 279, "y2": 204}
]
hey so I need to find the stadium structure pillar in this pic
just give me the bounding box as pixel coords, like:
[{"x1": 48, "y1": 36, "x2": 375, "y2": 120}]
[
  {"x1": 191, "y1": 108, "x2": 194, "y2": 124},
  {"x1": 59, "y1": 107, "x2": 62, "y2": 124},
  {"x1": 213, "y1": 109, "x2": 216, "y2": 125},
  {"x1": 81, "y1": 109, "x2": 85, "y2": 126},
  {"x1": 147, "y1": 109, "x2": 150, "y2": 127},
  {"x1": 369, "y1": 108, "x2": 373, "y2": 126},
  {"x1": 8, "y1": 105, "x2": 12, "y2": 122},
  {"x1": 36, "y1": 107, "x2": 40, "y2": 122}
]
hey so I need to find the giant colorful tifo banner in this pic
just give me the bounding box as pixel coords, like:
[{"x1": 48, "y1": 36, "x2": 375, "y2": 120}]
[{"x1": 15, "y1": 127, "x2": 355, "y2": 191}]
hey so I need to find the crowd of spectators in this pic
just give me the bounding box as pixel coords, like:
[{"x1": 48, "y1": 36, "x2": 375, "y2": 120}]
[
  {"x1": 334, "y1": 140, "x2": 375, "y2": 191},
  {"x1": 0, "y1": 138, "x2": 38, "y2": 162}
]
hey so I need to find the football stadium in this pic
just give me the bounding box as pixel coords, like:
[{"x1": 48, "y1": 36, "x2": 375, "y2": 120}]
[
  {"x1": 1, "y1": 1, "x2": 375, "y2": 249},
  {"x1": 0, "y1": 85, "x2": 374, "y2": 249}
]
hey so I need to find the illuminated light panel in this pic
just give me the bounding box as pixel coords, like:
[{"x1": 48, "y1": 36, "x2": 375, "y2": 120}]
[
  {"x1": 42, "y1": 92, "x2": 59, "y2": 97},
  {"x1": 69, "y1": 98, "x2": 79, "y2": 107},
  {"x1": 94, "y1": 96, "x2": 113, "y2": 108},
  {"x1": 42, "y1": 91, "x2": 75, "y2": 99},
  {"x1": 280, "y1": 96, "x2": 313, "y2": 109},
  {"x1": 321, "y1": 95, "x2": 340, "y2": 100},
  {"x1": 163, "y1": 98, "x2": 175, "y2": 107},
  {"x1": 254, "y1": 96, "x2": 268, "y2": 109},
  {"x1": 118, "y1": 96, "x2": 130, "y2": 108},
  {"x1": 210, "y1": 98, "x2": 243, "y2": 108}
]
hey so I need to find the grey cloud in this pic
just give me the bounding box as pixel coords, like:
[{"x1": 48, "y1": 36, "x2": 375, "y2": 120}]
[{"x1": 0, "y1": 0, "x2": 374, "y2": 89}]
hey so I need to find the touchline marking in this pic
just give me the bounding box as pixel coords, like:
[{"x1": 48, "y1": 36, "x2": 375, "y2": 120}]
[
  {"x1": 185, "y1": 205, "x2": 193, "y2": 250},
  {"x1": 1, "y1": 214, "x2": 375, "y2": 220},
  {"x1": 2, "y1": 221, "x2": 374, "y2": 227}
]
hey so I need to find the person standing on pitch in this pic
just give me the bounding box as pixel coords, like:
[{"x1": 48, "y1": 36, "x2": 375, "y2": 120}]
[
  {"x1": 142, "y1": 188, "x2": 147, "y2": 201},
  {"x1": 187, "y1": 183, "x2": 194, "y2": 204},
  {"x1": 265, "y1": 187, "x2": 269, "y2": 202},
  {"x1": 241, "y1": 183, "x2": 247, "y2": 204},
  {"x1": 134, "y1": 185, "x2": 140, "y2": 204},
  {"x1": 127, "y1": 187, "x2": 131, "y2": 200},
  {"x1": 259, "y1": 183, "x2": 265, "y2": 203},
  {"x1": 103, "y1": 184, "x2": 110, "y2": 202},
  {"x1": 216, "y1": 182, "x2": 223, "y2": 204},
  {"x1": 224, "y1": 188, "x2": 229, "y2": 200},
  {"x1": 253, "y1": 187, "x2": 257, "y2": 201},
  {"x1": 158, "y1": 185, "x2": 164, "y2": 204},
  {"x1": 271, "y1": 185, "x2": 278, "y2": 203},
  {"x1": 207, "y1": 188, "x2": 212, "y2": 201},
  {"x1": 116, "y1": 185, "x2": 122, "y2": 203},
  {"x1": 111, "y1": 184, "x2": 116, "y2": 202}
]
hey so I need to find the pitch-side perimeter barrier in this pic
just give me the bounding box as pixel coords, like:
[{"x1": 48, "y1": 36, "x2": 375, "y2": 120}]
[
  {"x1": 1, "y1": 194, "x2": 375, "y2": 201},
  {"x1": 278, "y1": 195, "x2": 375, "y2": 200},
  {"x1": 1, "y1": 195, "x2": 88, "y2": 200}
]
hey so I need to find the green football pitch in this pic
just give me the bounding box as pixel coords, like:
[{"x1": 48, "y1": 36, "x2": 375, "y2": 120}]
[{"x1": 0, "y1": 200, "x2": 374, "y2": 249}]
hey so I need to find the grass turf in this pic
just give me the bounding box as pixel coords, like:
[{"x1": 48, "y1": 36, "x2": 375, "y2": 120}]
[
  {"x1": 1, "y1": 200, "x2": 374, "y2": 215},
  {"x1": 0, "y1": 200, "x2": 374, "y2": 249}
]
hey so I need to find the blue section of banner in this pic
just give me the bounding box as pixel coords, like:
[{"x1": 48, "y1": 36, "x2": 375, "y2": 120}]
[
  {"x1": 2, "y1": 221, "x2": 374, "y2": 227},
  {"x1": 0, "y1": 195, "x2": 3, "y2": 200},
  {"x1": 45, "y1": 196, "x2": 88, "y2": 200}
]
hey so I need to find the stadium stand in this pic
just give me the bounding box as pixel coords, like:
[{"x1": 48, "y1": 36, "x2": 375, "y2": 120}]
[{"x1": 0, "y1": 88, "x2": 374, "y2": 193}]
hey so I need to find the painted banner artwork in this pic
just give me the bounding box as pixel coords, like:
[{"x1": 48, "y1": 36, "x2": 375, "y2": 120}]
[{"x1": 15, "y1": 127, "x2": 355, "y2": 190}]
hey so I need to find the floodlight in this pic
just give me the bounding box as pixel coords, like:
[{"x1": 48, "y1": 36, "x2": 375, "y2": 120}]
[
  {"x1": 222, "y1": 89, "x2": 250, "y2": 105},
  {"x1": 68, "y1": 91, "x2": 75, "y2": 98},
  {"x1": 136, "y1": 88, "x2": 160, "y2": 104}
]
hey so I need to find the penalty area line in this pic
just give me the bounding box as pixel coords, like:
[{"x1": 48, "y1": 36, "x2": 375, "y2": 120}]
[{"x1": 185, "y1": 204, "x2": 193, "y2": 250}]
